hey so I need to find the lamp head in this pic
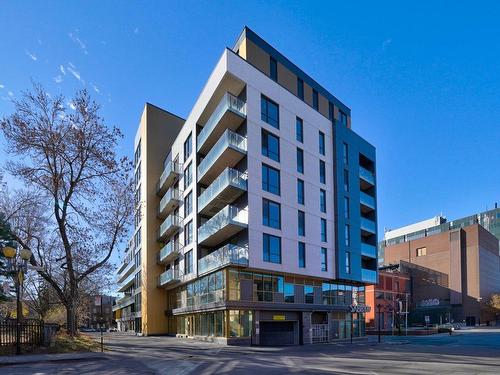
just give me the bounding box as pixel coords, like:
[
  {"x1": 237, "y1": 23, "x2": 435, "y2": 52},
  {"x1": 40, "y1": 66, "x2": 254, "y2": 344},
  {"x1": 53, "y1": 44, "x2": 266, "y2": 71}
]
[
  {"x1": 2, "y1": 246, "x2": 16, "y2": 259},
  {"x1": 20, "y1": 248, "x2": 32, "y2": 261}
]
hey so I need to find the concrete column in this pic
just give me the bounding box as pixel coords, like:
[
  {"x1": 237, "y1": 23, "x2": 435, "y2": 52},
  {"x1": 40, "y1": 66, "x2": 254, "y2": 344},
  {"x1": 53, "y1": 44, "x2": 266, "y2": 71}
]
[
  {"x1": 302, "y1": 311, "x2": 312, "y2": 345},
  {"x1": 254, "y1": 310, "x2": 261, "y2": 346}
]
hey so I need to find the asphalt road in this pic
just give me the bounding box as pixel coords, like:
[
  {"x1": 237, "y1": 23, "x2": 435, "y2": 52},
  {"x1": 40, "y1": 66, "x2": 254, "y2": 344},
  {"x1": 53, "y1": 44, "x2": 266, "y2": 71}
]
[{"x1": 2, "y1": 328, "x2": 500, "y2": 374}]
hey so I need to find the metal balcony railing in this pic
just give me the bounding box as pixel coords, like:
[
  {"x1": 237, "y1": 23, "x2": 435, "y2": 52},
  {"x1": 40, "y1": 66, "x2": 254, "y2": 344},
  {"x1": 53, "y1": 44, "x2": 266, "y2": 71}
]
[
  {"x1": 198, "y1": 244, "x2": 249, "y2": 276},
  {"x1": 198, "y1": 168, "x2": 247, "y2": 212}
]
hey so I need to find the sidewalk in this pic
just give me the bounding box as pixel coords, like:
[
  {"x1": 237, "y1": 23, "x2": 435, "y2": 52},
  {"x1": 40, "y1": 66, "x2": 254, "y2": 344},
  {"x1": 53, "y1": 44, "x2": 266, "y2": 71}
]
[{"x1": 0, "y1": 351, "x2": 109, "y2": 366}]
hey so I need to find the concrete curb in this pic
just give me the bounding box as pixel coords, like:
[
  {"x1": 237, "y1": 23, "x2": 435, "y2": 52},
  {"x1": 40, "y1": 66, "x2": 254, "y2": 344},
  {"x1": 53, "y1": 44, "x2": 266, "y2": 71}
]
[{"x1": 0, "y1": 351, "x2": 110, "y2": 366}]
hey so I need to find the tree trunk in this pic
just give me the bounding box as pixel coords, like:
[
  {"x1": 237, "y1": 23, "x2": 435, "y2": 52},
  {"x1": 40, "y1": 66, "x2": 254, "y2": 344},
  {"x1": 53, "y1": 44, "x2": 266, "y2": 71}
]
[{"x1": 66, "y1": 303, "x2": 77, "y2": 337}]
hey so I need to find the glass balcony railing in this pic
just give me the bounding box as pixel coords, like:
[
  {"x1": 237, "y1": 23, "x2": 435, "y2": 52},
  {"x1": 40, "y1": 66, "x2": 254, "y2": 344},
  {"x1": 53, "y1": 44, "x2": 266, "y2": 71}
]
[
  {"x1": 361, "y1": 217, "x2": 376, "y2": 234},
  {"x1": 159, "y1": 214, "x2": 182, "y2": 240},
  {"x1": 158, "y1": 241, "x2": 181, "y2": 263},
  {"x1": 112, "y1": 295, "x2": 134, "y2": 311},
  {"x1": 198, "y1": 205, "x2": 248, "y2": 244},
  {"x1": 361, "y1": 268, "x2": 377, "y2": 284},
  {"x1": 197, "y1": 130, "x2": 247, "y2": 182},
  {"x1": 157, "y1": 161, "x2": 182, "y2": 194},
  {"x1": 158, "y1": 187, "x2": 181, "y2": 217},
  {"x1": 117, "y1": 261, "x2": 134, "y2": 283},
  {"x1": 359, "y1": 166, "x2": 375, "y2": 186},
  {"x1": 117, "y1": 272, "x2": 135, "y2": 292},
  {"x1": 198, "y1": 244, "x2": 249, "y2": 276},
  {"x1": 198, "y1": 168, "x2": 247, "y2": 212},
  {"x1": 360, "y1": 191, "x2": 375, "y2": 209},
  {"x1": 361, "y1": 242, "x2": 377, "y2": 258},
  {"x1": 197, "y1": 93, "x2": 246, "y2": 152},
  {"x1": 158, "y1": 268, "x2": 181, "y2": 287}
]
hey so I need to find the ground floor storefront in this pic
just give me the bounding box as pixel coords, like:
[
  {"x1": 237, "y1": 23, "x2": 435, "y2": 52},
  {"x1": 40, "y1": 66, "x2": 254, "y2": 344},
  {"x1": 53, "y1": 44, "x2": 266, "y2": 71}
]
[{"x1": 172, "y1": 308, "x2": 365, "y2": 345}]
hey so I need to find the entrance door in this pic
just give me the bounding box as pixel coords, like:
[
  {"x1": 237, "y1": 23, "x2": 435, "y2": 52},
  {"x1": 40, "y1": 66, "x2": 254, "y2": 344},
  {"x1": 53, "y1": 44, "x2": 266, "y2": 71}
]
[{"x1": 260, "y1": 321, "x2": 296, "y2": 345}]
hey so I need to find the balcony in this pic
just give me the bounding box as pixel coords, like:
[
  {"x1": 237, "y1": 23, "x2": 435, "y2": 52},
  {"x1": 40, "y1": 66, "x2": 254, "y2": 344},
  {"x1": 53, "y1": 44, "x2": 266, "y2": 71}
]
[
  {"x1": 361, "y1": 217, "x2": 377, "y2": 236},
  {"x1": 112, "y1": 295, "x2": 134, "y2": 311},
  {"x1": 198, "y1": 168, "x2": 247, "y2": 216},
  {"x1": 360, "y1": 191, "x2": 375, "y2": 213},
  {"x1": 197, "y1": 93, "x2": 246, "y2": 154},
  {"x1": 361, "y1": 242, "x2": 377, "y2": 259},
  {"x1": 158, "y1": 241, "x2": 182, "y2": 264},
  {"x1": 158, "y1": 214, "x2": 182, "y2": 241},
  {"x1": 117, "y1": 261, "x2": 135, "y2": 284},
  {"x1": 198, "y1": 244, "x2": 249, "y2": 276},
  {"x1": 197, "y1": 130, "x2": 247, "y2": 185},
  {"x1": 158, "y1": 187, "x2": 181, "y2": 219},
  {"x1": 359, "y1": 166, "x2": 375, "y2": 189},
  {"x1": 117, "y1": 272, "x2": 135, "y2": 293},
  {"x1": 361, "y1": 268, "x2": 377, "y2": 284},
  {"x1": 198, "y1": 205, "x2": 248, "y2": 247},
  {"x1": 157, "y1": 161, "x2": 182, "y2": 196},
  {"x1": 158, "y1": 268, "x2": 182, "y2": 288}
]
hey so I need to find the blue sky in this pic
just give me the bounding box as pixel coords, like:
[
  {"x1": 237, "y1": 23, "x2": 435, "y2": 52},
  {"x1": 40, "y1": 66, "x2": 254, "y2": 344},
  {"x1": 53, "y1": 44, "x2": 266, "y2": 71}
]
[{"x1": 1, "y1": 1, "x2": 499, "y2": 263}]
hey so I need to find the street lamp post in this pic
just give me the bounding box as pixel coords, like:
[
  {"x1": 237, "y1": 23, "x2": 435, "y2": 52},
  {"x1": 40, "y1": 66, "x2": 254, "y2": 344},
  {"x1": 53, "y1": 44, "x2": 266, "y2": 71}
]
[
  {"x1": 2, "y1": 244, "x2": 32, "y2": 355},
  {"x1": 376, "y1": 303, "x2": 382, "y2": 343}
]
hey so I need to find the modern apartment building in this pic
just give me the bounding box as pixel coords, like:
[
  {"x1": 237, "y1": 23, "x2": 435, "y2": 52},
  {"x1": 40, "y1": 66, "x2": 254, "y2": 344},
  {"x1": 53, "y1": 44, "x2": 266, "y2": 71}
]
[{"x1": 126, "y1": 27, "x2": 378, "y2": 345}]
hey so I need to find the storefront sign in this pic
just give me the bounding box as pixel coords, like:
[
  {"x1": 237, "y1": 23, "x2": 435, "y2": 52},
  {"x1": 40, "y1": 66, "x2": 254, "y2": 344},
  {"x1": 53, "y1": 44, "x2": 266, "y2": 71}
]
[
  {"x1": 420, "y1": 298, "x2": 440, "y2": 307},
  {"x1": 349, "y1": 304, "x2": 371, "y2": 313},
  {"x1": 273, "y1": 315, "x2": 286, "y2": 321}
]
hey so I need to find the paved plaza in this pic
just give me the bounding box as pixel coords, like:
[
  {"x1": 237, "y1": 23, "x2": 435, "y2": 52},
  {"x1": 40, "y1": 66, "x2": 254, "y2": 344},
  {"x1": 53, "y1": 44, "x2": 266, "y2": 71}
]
[{"x1": 1, "y1": 328, "x2": 500, "y2": 374}]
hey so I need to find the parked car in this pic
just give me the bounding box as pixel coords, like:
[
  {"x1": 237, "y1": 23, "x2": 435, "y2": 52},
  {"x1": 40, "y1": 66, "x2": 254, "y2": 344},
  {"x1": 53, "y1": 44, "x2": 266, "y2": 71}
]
[
  {"x1": 80, "y1": 327, "x2": 96, "y2": 332},
  {"x1": 437, "y1": 323, "x2": 455, "y2": 333},
  {"x1": 108, "y1": 327, "x2": 118, "y2": 332}
]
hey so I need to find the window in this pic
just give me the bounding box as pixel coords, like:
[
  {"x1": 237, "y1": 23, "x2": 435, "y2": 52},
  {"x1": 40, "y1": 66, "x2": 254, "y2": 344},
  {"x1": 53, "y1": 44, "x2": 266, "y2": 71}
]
[
  {"x1": 297, "y1": 77, "x2": 304, "y2": 100},
  {"x1": 184, "y1": 132, "x2": 192, "y2": 162},
  {"x1": 312, "y1": 89, "x2": 319, "y2": 110},
  {"x1": 298, "y1": 210, "x2": 305, "y2": 236},
  {"x1": 296, "y1": 117, "x2": 303, "y2": 143},
  {"x1": 184, "y1": 220, "x2": 193, "y2": 245},
  {"x1": 344, "y1": 197, "x2": 349, "y2": 219},
  {"x1": 298, "y1": 242, "x2": 306, "y2": 268},
  {"x1": 328, "y1": 102, "x2": 334, "y2": 120},
  {"x1": 321, "y1": 247, "x2": 328, "y2": 271},
  {"x1": 263, "y1": 234, "x2": 281, "y2": 264},
  {"x1": 345, "y1": 224, "x2": 350, "y2": 246},
  {"x1": 229, "y1": 310, "x2": 252, "y2": 337},
  {"x1": 284, "y1": 283, "x2": 295, "y2": 303},
  {"x1": 262, "y1": 164, "x2": 280, "y2": 195},
  {"x1": 343, "y1": 143, "x2": 348, "y2": 164},
  {"x1": 344, "y1": 170, "x2": 349, "y2": 191},
  {"x1": 319, "y1": 131, "x2": 325, "y2": 155},
  {"x1": 184, "y1": 162, "x2": 192, "y2": 190},
  {"x1": 261, "y1": 129, "x2": 280, "y2": 162},
  {"x1": 305, "y1": 285, "x2": 314, "y2": 304},
  {"x1": 184, "y1": 191, "x2": 192, "y2": 217},
  {"x1": 345, "y1": 252, "x2": 351, "y2": 274},
  {"x1": 319, "y1": 160, "x2": 326, "y2": 184},
  {"x1": 185, "y1": 250, "x2": 193, "y2": 274},
  {"x1": 416, "y1": 247, "x2": 427, "y2": 257},
  {"x1": 321, "y1": 219, "x2": 327, "y2": 242},
  {"x1": 261, "y1": 95, "x2": 279, "y2": 128},
  {"x1": 320, "y1": 189, "x2": 326, "y2": 213},
  {"x1": 296, "y1": 148, "x2": 304, "y2": 173},
  {"x1": 297, "y1": 179, "x2": 305, "y2": 205},
  {"x1": 270, "y1": 57, "x2": 277, "y2": 81},
  {"x1": 339, "y1": 110, "x2": 348, "y2": 126},
  {"x1": 262, "y1": 199, "x2": 281, "y2": 229}
]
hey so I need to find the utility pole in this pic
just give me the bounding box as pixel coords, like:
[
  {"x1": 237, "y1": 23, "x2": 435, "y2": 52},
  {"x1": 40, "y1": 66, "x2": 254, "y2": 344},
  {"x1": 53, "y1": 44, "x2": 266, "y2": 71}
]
[{"x1": 377, "y1": 304, "x2": 382, "y2": 343}]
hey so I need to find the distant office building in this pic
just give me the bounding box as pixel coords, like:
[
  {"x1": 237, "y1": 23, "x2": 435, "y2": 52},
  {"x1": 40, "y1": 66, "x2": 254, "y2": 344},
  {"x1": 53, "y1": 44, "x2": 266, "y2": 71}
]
[
  {"x1": 381, "y1": 219, "x2": 500, "y2": 326},
  {"x1": 85, "y1": 295, "x2": 115, "y2": 330}
]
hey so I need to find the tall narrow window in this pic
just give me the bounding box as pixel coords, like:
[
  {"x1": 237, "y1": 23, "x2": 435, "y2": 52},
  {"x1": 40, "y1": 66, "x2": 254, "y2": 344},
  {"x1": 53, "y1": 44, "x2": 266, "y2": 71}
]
[
  {"x1": 312, "y1": 89, "x2": 319, "y2": 110},
  {"x1": 345, "y1": 252, "x2": 351, "y2": 274},
  {"x1": 184, "y1": 162, "x2": 192, "y2": 190},
  {"x1": 319, "y1": 160, "x2": 326, "y2": 184},
  {"x1": 185, "y1": 250, "x2": 193, "y2": 274},
  {"x1": 184, "y1": 132, "x2": 192, "y2": 162},
  {"x1": 320, "y1": 189, "x2": 326, "y2": 213},
  {"x1": 270, "y1": 56, "x2": 278, "y2": 81},
  {"x1": 297, "y1": 179, "x2": 305, "y2": 205},
  {"x1": 345, "y1": 224, "x2": 350, "y2": 246},
  {"x1": 298, "y1": 210, "x2": 305, "y2": 236},
  {"x1": 297, "y1": 77, "x2": 304, "y2": 100},
  {"x1": 261, "y1": 129, "x2": 280, "y2": 162},
  {"x1": 328, "y1": 102, "x2": 334, "y2": 120},
  {"x1": 319, "y1": 131, "x2": 325, "y2": 155},
  {"x1": 298, "y1": 242, "x2": 306, "y2": 268},
  {"x1": 339, "y1": 110, "x2": 348, "y2": 126},
  {"x1": 184, "y1": 191, "x2": 192, "y2": 217},
  {"x1": 296, "y1": 117, "x2": 304, "y2": 143},
  {"x1": 184, "y1": 220, "x2": 193, "y2": 245},
  {"x1": 262, "y1": 198, "x2": 281, "y2": 229},
  {"x1": 344, "y1": 197, "x2": 349, "y2": 219},
  {"x1": 343, "y1": 143, "x2": 348, "y2": 164},
  {"x1": 321, "y1": 219, "x2": 327, "y2": 242},
  {"x1": 344, "y1": 170, "x2": 349, "y2": 192},
  {"x1": 263, "y1": 234, "x2": 281, "y2": 264},
  {"x1": 321, "y1": 247, "x2": 328, "y2": 271},
  {"x1": 262, "y1": 164, "x2": 280, "y2": 196},
  {"x1": 261, "y1": 95, "x2": 279, "y2": 129},
  {"x1": 297, "y1": 148, "x2": 304, "y2": 174}
]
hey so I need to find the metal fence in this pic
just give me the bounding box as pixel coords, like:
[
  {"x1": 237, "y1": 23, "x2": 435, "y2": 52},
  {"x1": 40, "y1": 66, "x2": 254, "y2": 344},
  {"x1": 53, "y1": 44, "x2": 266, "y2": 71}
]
[
  {"x1": 0, "y1": 319, "x2": 45, "y2": 353},
  {"x1": 311, "y1": 324, "x2": 329, "y2": 343}
]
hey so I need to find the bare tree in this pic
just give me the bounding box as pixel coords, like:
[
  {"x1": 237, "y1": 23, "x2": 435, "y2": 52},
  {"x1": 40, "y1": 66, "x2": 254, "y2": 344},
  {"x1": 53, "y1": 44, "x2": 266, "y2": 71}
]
[{"x1": 0, "y1": 83, "x2": 133, "y2": 336}]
